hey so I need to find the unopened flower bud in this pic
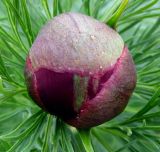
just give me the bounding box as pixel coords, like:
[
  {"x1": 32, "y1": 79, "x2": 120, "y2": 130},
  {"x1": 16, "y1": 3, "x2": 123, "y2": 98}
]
[{"x1": 25, "y1": 13, "x2": 136, "y2": 128}]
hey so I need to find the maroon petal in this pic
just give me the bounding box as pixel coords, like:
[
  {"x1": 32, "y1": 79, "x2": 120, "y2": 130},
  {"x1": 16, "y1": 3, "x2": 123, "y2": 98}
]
[{"x1": 67, "y1": 47, "x2": 136, "y2": 128}]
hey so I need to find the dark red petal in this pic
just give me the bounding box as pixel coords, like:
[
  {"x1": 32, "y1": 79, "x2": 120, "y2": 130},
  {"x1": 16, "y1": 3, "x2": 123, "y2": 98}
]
[
  {"x1": 67, "y1": 47, "x2": 136, "y2": 128},
  {"x1": 25, "y1": 58, "x2": 115, "y2": 120},
  {"x1": 25, "y1": 57, "x2": 44, "y2": 108},
  {"x1": 35, "y1": 69, "x2": 77, "y2": 119}
]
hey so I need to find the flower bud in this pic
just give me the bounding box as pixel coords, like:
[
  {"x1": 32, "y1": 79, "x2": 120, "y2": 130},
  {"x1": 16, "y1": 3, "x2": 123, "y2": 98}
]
[{"x1": 25, "y1": 13, "x2": 136, "y2": 128}]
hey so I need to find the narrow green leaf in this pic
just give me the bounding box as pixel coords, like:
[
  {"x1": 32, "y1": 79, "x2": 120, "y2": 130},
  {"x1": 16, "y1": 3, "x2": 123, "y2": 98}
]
[
  {"x1": 0, "y1": 109, "x2": 24, "y2": 122},
  {"x1": 6, "y1": 114, "x2": 46, "y2": 152},
  {"x1": 70, "y1": 129, "x2": 85, "y2": 152},
  {"x1": 58, "y1": 0, "x2": 63, "y2": 14},
  {"x1": 120, "y1": 87, "x2": 160, "y2": 125},
  {"x1": 53, "y1": 0, "x2": 58, "y2": 16},
  {"x1": 1, "y1": 55, "x2": 24, "y2": 69},
  {"x1": 80, "y1": 0, "x2": 91, "y2": 16},
  {"x1": 132, "y1": 126, "x2": 160, "y2": 130},
  {"x1": 0, "y1": 26, "x2": 20, "y2": 47},
  {"x1": 100, "y1": 0, "x2": 122, "y2": 23},
  {"x1": 21, "y1": 0, "x2": 34, "y2": 43},
  {"x1": 0, "y1": 110, "x2": 43, "y2": 139},
  {"x1": 115, "y1": 139, "x2": 137, "y2": 152},
  {"x1": 12, "y1": 0, "x2": 20, "y2": 25},
  {"x1": 121, "y1": 0, "x2": 158, "y2": 20},
  {"x1": 0, "y1": 76, "x2": 3, "y2": 91},
  {"x1": 141, "y1": 17, "x2": 160, "y2": 39},
  {"x1": 4, "y1": 0, "x2": 32, "y2": 47},
  {"x1": 92, "y1": 129, "x2": 114, "y2": 152},
  {"x1": 120, "y1": 111, "x2": 160, "y2": 125},
  {"x1": 107, "y1": 0, "x2": 129, "y2": 28},
  {"x1": 125, "y1": 0, "x2": 144, "y2": 11},
  {"x1": 129, "y1": 146, "x2": 140, "y2": 152},
  {"x1": 52, "y1": 118, "x2": 61, "y2": 152},
  {"x1": 61, "y1": 127, "x2": 74, "y2": 152},
  {"x1": 2, "y1": 38, "x2": 25, "y2": 64},
  {"x1": 66, "y1": 0, "x2": 73, "y2": 12},
  {"x1": 0, "y1": 139, "x2": 11, "y2": 152},
  {"x1": 78, "y1": 129, "x2": 94, "y2": 152},
  {"x1": 41, "y1": 0, "x2": 52, "y2": 19},
  {"x1": 0, "y1": 52, "x2": 13, "y2": 82},
  {"x1": 42, "y1": 115, "x2": 52, "y2": 152},
  {"x1": 132, "y1": 87, "x2": 160, "y2": 118},
  {"x1": 101, "y1": 128, "x2": 130, "y2": 140},
  {"x1": 119, "y1": 13, "x2": 160, "y2": 25},
  {"x1": 93, "y1": 0, "x2": 105, "y2": 18},
  {"x1": 3, "y1": 0, "x2": 28, "y2": 52},
  {"x1": 18, "y1": 115, "x2": 46, "y2": 152},
  {"x1": 119, "y1": 21, "x2": 138, "y2": 34}
]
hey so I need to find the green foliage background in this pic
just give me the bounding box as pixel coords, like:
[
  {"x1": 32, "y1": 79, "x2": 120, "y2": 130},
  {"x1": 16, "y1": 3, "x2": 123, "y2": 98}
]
[{"x1": 0, "y1": 0, "x2": 160, "y2": 151}]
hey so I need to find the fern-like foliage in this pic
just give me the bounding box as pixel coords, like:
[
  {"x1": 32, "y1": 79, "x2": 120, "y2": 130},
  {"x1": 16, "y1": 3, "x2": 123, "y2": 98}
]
[{"x1": 0, "y1": 0, "x2": 160, "y2": 151}]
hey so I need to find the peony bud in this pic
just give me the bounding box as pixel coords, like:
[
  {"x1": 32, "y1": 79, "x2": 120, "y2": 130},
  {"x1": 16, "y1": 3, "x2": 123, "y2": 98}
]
[{"x1": 25, "y1": 13, "x2": 136, "y2": 128}]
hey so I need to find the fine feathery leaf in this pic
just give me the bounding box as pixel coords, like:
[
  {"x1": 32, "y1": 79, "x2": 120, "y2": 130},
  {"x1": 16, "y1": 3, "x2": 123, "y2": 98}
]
[
  {"x1": 78, "y1": 129, "x2": 94, "y2": 152},
  {"x1": 53, "y1": 0, "x2": 59, "y2": 16},
  {"x1": 41, "y1": 0, "x2": 52, "y2": 19},
  {"x1": 107, "y1": 0, "x2": 129, "y2": 28},
  {"x1": 99, "y1": 0, "x2": 122, "y2": 23},
  {"x1": 42, "y1": 115, "x2": 52, "y2": 152}
]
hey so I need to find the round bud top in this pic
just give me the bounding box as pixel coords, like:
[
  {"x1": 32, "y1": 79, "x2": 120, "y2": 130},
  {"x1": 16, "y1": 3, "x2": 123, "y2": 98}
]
[{"x1": 25, "y1": 13, "x2": 136, "y2": 128}]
